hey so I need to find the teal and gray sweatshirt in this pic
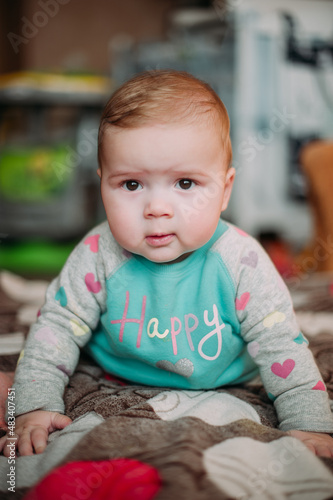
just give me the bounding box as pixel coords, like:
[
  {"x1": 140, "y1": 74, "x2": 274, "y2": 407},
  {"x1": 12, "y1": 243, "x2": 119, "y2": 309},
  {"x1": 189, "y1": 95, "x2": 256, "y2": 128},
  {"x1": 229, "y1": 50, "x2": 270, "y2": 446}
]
[{"x1": 11, "y1": 219, "x2": 333, "y2": 432}]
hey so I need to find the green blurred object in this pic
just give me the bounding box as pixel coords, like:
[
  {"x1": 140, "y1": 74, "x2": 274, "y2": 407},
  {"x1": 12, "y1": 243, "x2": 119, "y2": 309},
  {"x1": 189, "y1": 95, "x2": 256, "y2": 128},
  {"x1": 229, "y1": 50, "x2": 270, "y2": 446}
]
[
  {"x1": 0, "y1": 240, "x2": 77, "y2": 274},
  {"x1": 0, "y1": 145, "x2": 73, "y2": 202}
]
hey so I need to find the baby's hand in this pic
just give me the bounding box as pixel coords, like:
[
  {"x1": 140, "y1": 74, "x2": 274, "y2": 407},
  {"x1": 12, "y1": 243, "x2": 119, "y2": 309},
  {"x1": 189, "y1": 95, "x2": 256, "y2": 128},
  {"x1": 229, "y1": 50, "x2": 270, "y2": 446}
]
[
  {"x1": 0, "y1": 410, "x2": 72, "y2": 457},
  {"x1": 287, "y1": 430, "x2": 333, "y2": 458}
]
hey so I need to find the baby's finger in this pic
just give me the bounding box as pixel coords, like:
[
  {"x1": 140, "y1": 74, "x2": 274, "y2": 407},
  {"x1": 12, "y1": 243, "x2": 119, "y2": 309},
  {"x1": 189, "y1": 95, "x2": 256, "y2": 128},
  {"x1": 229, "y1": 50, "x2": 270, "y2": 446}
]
[
  {"x1": 17, "y1": 431, "x2": 34, "y2": 456},
  {"x1": 0, "y1": 434, "x2": 8, "y2": 453},
  {"x1": 302, "y1": 440, "x2": 316, "y2": 456},
  {"x1": 31, "y1": 427, "x2": 48, "y2": 454},
  {"x1": 314, "y1": 443, "x2": 333, "y2": 458}
]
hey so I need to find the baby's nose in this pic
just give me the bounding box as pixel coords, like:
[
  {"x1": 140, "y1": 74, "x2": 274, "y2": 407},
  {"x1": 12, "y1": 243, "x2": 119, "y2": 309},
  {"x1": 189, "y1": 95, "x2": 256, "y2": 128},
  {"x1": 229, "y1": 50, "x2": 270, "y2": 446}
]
[{"x1": 144, "y1": 194, "x2": 173, "y2": 218}]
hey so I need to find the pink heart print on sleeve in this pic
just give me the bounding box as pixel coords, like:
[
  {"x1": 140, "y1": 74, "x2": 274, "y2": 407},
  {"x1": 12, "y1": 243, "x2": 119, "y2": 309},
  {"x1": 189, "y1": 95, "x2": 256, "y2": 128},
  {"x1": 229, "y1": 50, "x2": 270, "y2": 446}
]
[
  {"x1": 84, "y1": 234, "x2": 100, "y2": 253},
  {"x1": 85, "y1": 273, "x2": 101, "y2": 293},
  {"x1": 235, "y1": 292, "x2": 250, "y2": 311},
  {"x1": 312, "y1": 381, "x2": 326, "y2": 391},
  {"x1": 234, "y1": 227, "x2": 248, "y2": 237},
  {"x1": 271, "y1": 359, "x2": 295, "y2": 379}
]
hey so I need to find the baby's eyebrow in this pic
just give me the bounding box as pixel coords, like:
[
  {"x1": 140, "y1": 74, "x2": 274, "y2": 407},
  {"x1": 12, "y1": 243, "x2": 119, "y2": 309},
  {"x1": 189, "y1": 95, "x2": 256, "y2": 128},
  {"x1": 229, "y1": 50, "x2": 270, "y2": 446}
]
[
  {"x1": 106, "y1": 167, "x2": 212, "y2": 181},
  {"x1": 172, "y1": 170, "x2": 212, "y2": 180},
  {"x1": 106, "y1": 170, "x2": 141, "y2": 180}
]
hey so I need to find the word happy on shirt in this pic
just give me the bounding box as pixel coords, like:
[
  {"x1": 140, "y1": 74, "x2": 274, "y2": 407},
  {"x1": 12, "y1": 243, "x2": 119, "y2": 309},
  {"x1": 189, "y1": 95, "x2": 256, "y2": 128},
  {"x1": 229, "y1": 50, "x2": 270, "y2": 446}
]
[{"x1": 110, "y1": 291, "x2": 225, "y2": 361}]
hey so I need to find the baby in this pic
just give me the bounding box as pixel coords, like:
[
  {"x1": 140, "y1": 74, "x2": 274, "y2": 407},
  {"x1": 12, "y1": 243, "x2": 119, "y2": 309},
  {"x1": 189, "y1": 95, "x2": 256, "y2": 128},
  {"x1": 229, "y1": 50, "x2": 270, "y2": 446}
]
[{"x1": 1, "y1": 70, "x2": 333, "y2": 458}]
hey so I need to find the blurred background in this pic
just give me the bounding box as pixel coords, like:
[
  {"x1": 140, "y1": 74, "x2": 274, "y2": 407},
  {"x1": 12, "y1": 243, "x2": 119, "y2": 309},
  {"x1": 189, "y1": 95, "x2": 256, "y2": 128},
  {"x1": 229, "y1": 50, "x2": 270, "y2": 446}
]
[{"x1": 0, "y1": 0, "x2": 333, "y2": 282}]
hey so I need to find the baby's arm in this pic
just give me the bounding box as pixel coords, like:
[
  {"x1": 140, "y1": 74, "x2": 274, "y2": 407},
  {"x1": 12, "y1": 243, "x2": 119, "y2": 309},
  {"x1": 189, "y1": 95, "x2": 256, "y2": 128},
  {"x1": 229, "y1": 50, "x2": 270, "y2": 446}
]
[
  {"x1": 0, "y1": 410, "x2": 72, "y2": 456},
  {"x1": 231, "y1": 230, "x2": 333, "y2": 437},
  {"x1": 7, "y1": 226, "x2": 109, "y2": 427}
]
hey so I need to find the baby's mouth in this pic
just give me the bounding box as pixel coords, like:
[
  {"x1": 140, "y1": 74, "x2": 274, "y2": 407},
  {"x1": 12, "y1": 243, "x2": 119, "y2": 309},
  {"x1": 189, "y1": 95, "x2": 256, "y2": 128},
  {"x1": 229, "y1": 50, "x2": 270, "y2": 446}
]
[{"x1": 145, "y1": 234, "x2": 175, "y2": 247}]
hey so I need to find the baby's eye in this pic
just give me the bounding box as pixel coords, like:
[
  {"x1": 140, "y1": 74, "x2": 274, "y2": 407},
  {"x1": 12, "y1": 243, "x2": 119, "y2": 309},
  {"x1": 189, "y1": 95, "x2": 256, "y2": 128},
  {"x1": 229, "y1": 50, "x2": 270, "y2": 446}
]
[
  {"x1": 122, "y1": 180, "x2": 142, "y2": 191},
  {"x1": 176, "y1": 179, "x2": 195, "y2": 190}
]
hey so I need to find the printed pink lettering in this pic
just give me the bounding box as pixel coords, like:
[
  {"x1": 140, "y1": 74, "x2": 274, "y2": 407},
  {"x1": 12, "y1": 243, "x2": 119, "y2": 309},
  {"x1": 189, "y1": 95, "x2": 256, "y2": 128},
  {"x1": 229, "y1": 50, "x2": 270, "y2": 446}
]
[
  {"x1": 110, "y1": 291, "x2": 146, "y2": 347},
  {"x1": 110, "y1": 293, "x2": 226, "y2": 360},
  {"x1": 184, "y1": 313, "x2": 198, "y2": 351},
  {"x1": 170, "y1": 317, "x2": 182, "y2": 355}
]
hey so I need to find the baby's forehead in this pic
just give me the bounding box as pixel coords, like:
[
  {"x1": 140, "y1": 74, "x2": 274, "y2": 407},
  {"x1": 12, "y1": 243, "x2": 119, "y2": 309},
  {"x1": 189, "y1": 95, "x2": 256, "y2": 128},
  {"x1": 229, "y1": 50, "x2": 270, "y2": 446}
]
[
  {"x1": 102, "y1": 115, "x2": 222, "y2": 142},
  {"x1": 99, "y1": 122, "x2": 230, "y2": 176}
]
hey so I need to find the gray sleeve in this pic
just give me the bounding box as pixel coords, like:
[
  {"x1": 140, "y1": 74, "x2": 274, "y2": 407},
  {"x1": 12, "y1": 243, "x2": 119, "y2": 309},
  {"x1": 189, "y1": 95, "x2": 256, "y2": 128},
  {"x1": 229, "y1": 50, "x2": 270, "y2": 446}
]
[
  {"x1": 215, "y1": 225, "x2": 333, "y2": 432},
  {"x1": 8, "y1": 225, "x2": 110, "y2": 418}
]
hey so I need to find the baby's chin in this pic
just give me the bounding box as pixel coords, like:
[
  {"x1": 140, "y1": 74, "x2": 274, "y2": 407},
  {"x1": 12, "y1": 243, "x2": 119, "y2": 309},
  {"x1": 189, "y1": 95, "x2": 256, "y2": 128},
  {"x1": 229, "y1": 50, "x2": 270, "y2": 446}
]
[
  {"x1": 149, "y1": 252, "x2": 193, "y2": 265},
  {"x1": 130, "y1": 249, "x2": 193, "y2": 264},
  {"x1": 164, "y1": 252, "x2": 193, "y2": 264}
]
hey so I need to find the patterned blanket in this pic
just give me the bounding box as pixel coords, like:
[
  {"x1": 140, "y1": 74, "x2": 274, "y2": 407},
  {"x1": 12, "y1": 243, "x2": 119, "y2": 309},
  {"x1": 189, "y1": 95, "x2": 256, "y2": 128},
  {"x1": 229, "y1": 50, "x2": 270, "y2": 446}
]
[{"x1": 1, "y1": 271, "x2": 333, "y2": 499}]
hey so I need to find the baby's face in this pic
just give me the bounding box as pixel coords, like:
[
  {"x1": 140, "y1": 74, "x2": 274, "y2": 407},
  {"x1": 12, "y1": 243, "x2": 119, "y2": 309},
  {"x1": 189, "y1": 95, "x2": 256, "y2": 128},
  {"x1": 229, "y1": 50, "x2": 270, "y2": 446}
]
[{"x1": 98, "y1": 122, "x2": 235, "y2": 263}]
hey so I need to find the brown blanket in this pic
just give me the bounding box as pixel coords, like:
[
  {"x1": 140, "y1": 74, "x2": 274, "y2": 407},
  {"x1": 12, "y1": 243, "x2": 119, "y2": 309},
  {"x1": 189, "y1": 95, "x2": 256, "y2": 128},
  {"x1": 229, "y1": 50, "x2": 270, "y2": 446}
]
[{"x1": 1, "y1": 272, "x2": 333, "y2": 499}]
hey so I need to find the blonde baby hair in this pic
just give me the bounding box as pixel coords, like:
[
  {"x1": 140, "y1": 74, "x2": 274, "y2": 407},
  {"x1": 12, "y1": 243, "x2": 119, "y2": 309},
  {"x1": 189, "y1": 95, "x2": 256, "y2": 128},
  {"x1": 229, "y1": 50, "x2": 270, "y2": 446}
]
[{"x1": 98, "y1": 69, "x2": 232, "y2": 168}]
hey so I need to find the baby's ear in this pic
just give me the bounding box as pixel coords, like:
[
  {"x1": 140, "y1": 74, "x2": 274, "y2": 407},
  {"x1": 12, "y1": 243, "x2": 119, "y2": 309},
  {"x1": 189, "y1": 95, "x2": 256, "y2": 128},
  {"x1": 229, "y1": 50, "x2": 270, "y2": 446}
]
[
  {"x1": 97, "y1": 168, "x2": 101, "y2": 178},
  {"x1": 221, "y1": 167, "x2": 235, "y2": 212}
]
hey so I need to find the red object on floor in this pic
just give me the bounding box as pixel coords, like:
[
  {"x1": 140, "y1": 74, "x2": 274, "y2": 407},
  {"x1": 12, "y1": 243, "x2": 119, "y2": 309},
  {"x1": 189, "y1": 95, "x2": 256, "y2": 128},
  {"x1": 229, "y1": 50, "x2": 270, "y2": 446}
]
[
  {"x1": 23, "y1": 458, "x2": 161, "y2": 500},
  {"x1": 104, "y1": 373, "x2": 127, "y2": 386},
  {"x1": 260, "y1": 238, "x2": 296, "y2": 278}
]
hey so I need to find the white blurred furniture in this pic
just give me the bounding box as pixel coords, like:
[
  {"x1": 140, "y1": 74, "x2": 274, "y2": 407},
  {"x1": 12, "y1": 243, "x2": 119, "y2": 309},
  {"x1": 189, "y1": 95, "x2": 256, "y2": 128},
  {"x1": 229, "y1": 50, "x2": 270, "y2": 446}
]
[{"x1": 229, "y1": 0, "x2": 333, "y2": 246}]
